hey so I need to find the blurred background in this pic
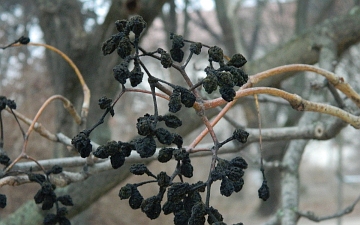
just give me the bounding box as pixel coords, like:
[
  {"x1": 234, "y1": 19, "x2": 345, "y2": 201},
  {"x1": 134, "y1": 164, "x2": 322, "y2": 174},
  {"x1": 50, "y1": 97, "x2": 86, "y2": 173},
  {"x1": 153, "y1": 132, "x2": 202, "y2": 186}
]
[{"x1": 1, "y1": 0, "x2": 360, "y2": 224}]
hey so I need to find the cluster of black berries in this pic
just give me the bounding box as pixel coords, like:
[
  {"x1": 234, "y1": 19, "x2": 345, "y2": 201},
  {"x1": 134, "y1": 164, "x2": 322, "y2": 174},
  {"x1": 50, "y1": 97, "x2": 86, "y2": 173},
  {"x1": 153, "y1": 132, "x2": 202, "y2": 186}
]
[
  {"x1": 203, "y1": 48, "x2": 248, "y2": 102},
  {"x1": 211, "y1": 157, "x2": 248, "y2": 197},
  {"x1": 102, "y1": 16, "x2": 146, "y2": 87},
  {"x1": 0, "y1": 96, "x2": 17, "y2": 167},
  {"x1": 168, "y1": 86, "x2": 196, "y2": 113},
  {"x1": 28, "y1": 165, "x2": 73, "y2": 225},
  {"x1": 92, "y1": 113, "x2": 184, "y2": 168},
  {"x1": 71, "y1": 130, "x2": 92, "y2": 158}
]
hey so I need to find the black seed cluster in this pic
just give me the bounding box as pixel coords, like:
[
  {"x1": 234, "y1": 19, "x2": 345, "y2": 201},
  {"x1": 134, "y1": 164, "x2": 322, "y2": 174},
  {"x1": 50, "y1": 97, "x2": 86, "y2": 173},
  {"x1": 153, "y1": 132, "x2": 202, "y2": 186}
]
[
  {"x1": 203, "y1": 48, "x2": 248, "y2": 102},
  {"x1": 98, "y1": 96, "x2": 114, "y2": 117},
  {"x1": 71, "y1": 130, "x2": 92, "y2": 158},
  {"x1": 168, "y1": 86, "x2": 196, "y2": 113},
  {"x1": 0, "y1": 96, "x2": 16, "y2": 110},
  {"x1": 93, "y1": 140, "x2": 134, "y2": 169},
  {"x1": 211, "y1": 157, "x2": 247, "y2": 197}
]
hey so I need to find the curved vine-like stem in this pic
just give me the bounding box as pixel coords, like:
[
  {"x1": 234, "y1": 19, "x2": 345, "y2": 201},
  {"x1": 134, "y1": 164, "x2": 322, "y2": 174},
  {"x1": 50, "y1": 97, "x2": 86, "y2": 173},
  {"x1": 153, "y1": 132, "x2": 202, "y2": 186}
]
[
  {"x1": 4, "y1": 95, "x2": 80, "y2": 173},
  {"x1": 190, "y1": 64, "x2": 360, "y2": 148},
  {"x1": 13, "y1": 42, "x2": 91, "y2": 123}
]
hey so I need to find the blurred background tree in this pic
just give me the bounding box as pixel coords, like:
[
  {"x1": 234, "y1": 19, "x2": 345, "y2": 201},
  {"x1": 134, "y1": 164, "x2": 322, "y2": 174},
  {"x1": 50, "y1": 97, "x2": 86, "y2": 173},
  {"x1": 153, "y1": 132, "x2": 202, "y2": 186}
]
[{"x1": 1, "y1": 0, "x2": 360, "y2": 224}]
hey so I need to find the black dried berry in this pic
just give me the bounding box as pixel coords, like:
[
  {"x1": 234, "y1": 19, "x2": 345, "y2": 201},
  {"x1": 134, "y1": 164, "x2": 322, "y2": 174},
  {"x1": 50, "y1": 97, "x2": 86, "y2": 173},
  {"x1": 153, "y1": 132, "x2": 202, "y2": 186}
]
[
  {"x1": 48, "y1": 165, "x2": 63, "y2": 175},
  {"x1": 136, "y1": 114, "x2": 155, "y2": 136},
  {"x1": 71, "y1": 131, "x2": 92, "y2": 158},
  {"x1": 0, "y1": 154, "x2": 10, "y2": 165},
  {"x1": 43, "y1": 213, "x2": 57, "y2": 225},
  {"x1": 113, "y1": 60, "x2": 130, "y2": 84},
  {"x1": 102, "y1": 34, "x2": 121, "y2": 55},
  {"x1": 227, "y1": 53, "x2": 247, "y2": 68},
  {"x1": 0, "y1": 194, "x2": 6, "y2": 208},
  {"x1": 135, "y1": 136, "x2": 157, "y2": 158},
  {"x1": 170, "y1": 33, "x2": 185, "y2": 49},
  {"x1": 18, "y1": 36, "x2": 30, "y2": 45},
  {"x1": 179, "y1": 87, "x2": 196, "y2": 108},
  {"x1": 157, "y1": 171, "x2": 171, "y2": 187},
  {"x1": 172, "y1": 133, "x2": 183, "y2": 148},
  {"x1": 158, "y1": 147, "x2": 174, "y2": 163},
  {"x1": 207, "y1": 207, "x2": 223, "y2": 224},
  {"x1": 119, "y1": 184, "x2": 134, "y2": 199},
  {"x1": 141, "y1": 196, "x2": 162, "y2": 219},
  {"x1": 232, "y1": 129, "x2": 249, "y2": 144},
  {"x1": 225, "y1": 167, "x2": 244, "y2": 181},
  {"x1": 57, "y1": 195, "x2": 73, "y2": 206},
  {"x1": 119, "y1": 141, "x2": 135, "y2": 157},
  {"x1": 129, "y1": 187, "x2": 143, "y2": 209},
  {"x1": 170, "y1": 48, "x2": 184, "y2": 63},
  {"x1": 220, "y1": 177, "x2": 234, "y2": 197},
  {"x1": 94, "y1": 141, "x2": 120, "y2": 158},
  {"x1": 128, "y1": 15, "x2": 147, "y2": 36},
  {"x1": 258, "y1": 180, "x2": 270, "y2": 201},
  {"x1": 233, "y1": 178, "x2": 244, "y2": 192},
  {"x1": 160, "y1": 51, "x2": 173, "y2": 68},
  {"x1": 0, "y1": 96, "x2": 7, "y2": 111},
  {"x1": 167, "y1": 182, "x2": 190, "y2": 202},
  {"x1": 129, "y1": 62, "x2": 144, "y2": 87},
  {"x1": 208, "y1": 46, "x2": 224, "y2": 63},
  {"x1": 110, "y1": 152, "x2": 126, "y2": 169},
  {"x1": 115, "y1": 19, "x2": 127, "y2": 32},
  {"x1": 130, "y1": 163, "x2": 151, "y2": 176},
  {"x1": 189, "y1": 42, "x2": 202, "y2": 55},
  {"x1": 168, "y1": 89, "x2": 182, "y2": 113},
  {"x1": 219, "y1": 86, "x2": 236, "y2": 102},
  {"x1": 98, "y1": 96, "x2": 112, "y2": 110},
  {"x1": 180, "y1": 162, "x2": 193, "y2": 178},
  {"x1": 28, "y1": 173, "x2": 46, "y2": 184},
  {"x1": 174, "y1": 210, "x2": 189, "y2": 225},
  {"x1": 160, "y1": 114, "x2": 182, "y2": 128},
  {"x1": 203, "y1": 69, "x2": 218, "y2": 94},
  {"x1": 217, "y1": 71, "x2": 235, "y2": 87},
  {"x1": 155, "y1": 128, "x2": 174, "y2": 145},
  {"x1": 173, "y1": 149, "x2": 188, "y2": 161},
  {"x1": 117, "y1": 36, "x2": 132, "y2": 59},
  {"x1": 6, "y1": 99, "x2": 16, "y2": 109},
  {"x1": 230, "y1": 156, "x2": 248, "y2": 169}
]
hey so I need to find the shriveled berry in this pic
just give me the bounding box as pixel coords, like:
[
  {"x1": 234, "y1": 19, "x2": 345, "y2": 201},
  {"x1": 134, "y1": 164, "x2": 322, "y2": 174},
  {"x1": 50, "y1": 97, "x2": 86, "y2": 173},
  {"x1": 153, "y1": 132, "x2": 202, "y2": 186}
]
[
  {"x1": 110, "y1": 152, "x2": 125, "y2": 169},
  {"x1": 115, "y1": 19, "x2": 127, "y2": 32},
  {"x1": 208, "y1": 46, "x2": 224, "y2": 63},
  {"x1": 233, "y1": 178, "x2": 244, "y2": 192},
  {"x1": 6, "y1": 99, "x2": 16, "y2": 109},
  {"x1": 157, "y1": 171, "x2": 171, "y2": 187},
  {"x1": 135, "y1": 136, "x2": 157, "y2": 158},
  {"x1": 130, "y1": 163, "x2": 151, "y2": 176},
  {"x1": 129, "y1": 62, "x2": 144, "y2": 87},
  {"x1": 158, "y1": 148, "x2": 174, "y2": 163},
  {"x1": 71, "y1": 131, "x2": 92, "y2": 158},
  {"x1": 230, "y1": 156, "x2": 248, "y2": 169},
  {"x1": 129, "y1": 187, "x2": 143, "y2": 209},
  {"x1": 217, "y1": 71, "x2": 235, "y2": 87},
  {"x1": 207, "y1": 207, "x2": 223, "y2": 224},
  {"x1": 119, "y1": 184, "x2": 134, "y2": 199},
  {"x1": 136, "y1": 114, "x2": 156, "y2": 136},
  {"x1": 180, "y1": 162, "x2": 193, "y2": 178},
  {"x1": 174, "y1": 210, "x2": 189, "y2": 225},
  {"x1": 219, "y1": 86, "x2": 236, "y2": 102},
  {"x1": 168, "y1": 89, "x2": 182, "y2": 113},
  {"x1": 227, "y1": 53, "x2": 247, "y2": 68},
  {"x1": 179, "y1": 87, "x2": 196, "y2": 108},
  {"x1": 232, "y1": 129, "x2": 249, "y2": 144},
  {"x1": 167, "y1": 182, "x2": 190, "y2": 202},
  {"x1": 172, "y1": 133, "x2": 183, "y2": 148},
  {"x1": 57, "y1": 195, "x2": 73, "y2": 206},
  {"x1": 203, "y1": 71, "x2": 218, "y2": 94},
  {"x1": 189, "y1": 42, "x2": 202, "y2": 55},
  {"x1": 173, "y1": 149, "x2": 188, "y2": 161},
  {"x1": 141, "y1": 196, "x2": 162, "y2": 219},
  {"x1": 128, "y1": 15, "x2": 147, "y2": 36},
  {"x1": 170, "y1": 48, "x2": 184, "y2": 63},
  {"x1": 160, "y1": 114, "x2": 182, "y2": 128},
  {"x1": 98, "y1": 96, "x2": 112, "y2": 109},
  {"x1": 113, "y1": 60, "x2": 130, "y2": 84},
  {"x1": 18, "y1": 36, "x2": 30, "y2": 45},
  {"x1": 117, "y1": 36, "x2": 132, "y2": 59},
  {"x1": 0, "y1": 154, "x2": 10, "y2": 165},
  {"x1": 220, "y1": 177, "x2": 234, "y2": 197},
  {"x1": 155, "y1": 128, "x2": 174, "y2": 145},
  {"x1": 258, "y1": 180, "x2": 270, "y2": 201},
  {"x1": 43, "y1": 213, "x2": 57, "y2": 225},
  {"x1": 170, "y1": 33, "x2": 184, "y2": 49},
  {"x1": 160, "y1": 51, "x2": 173, "y2": 68},
  {"x1": 102, "y1": 34, "x2": 120, "y2": 55},
  {"x1": 0, "y1": 96, "x2": 7, "y2": 110}
]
